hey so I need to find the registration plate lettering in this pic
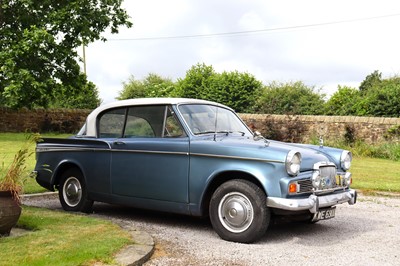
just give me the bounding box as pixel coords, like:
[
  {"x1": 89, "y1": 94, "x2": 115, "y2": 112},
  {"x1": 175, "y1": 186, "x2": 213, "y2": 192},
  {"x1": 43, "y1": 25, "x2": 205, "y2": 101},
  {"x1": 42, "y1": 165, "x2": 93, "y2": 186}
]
[{"x1": 312, "y1": 207, "x2": 336, "y2": 222}]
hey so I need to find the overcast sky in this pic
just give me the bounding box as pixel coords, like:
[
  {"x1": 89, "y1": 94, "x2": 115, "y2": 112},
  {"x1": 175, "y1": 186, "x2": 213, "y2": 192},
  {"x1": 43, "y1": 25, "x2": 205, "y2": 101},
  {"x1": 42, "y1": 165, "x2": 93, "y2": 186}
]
[{"x1": 81, "y1": 0, "x2": 400, "y2": 104}]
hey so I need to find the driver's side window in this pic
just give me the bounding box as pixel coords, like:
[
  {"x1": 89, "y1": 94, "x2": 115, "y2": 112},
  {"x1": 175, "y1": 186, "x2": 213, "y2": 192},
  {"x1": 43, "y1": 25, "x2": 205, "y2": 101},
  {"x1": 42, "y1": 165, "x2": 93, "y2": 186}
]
[{"x1": 98, "y1": 105, "x2": 186, "y2": 138}]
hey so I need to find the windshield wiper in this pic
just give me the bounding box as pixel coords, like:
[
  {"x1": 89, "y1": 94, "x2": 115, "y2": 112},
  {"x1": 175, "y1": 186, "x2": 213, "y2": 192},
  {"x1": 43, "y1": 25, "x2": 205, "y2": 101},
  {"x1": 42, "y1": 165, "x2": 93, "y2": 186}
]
[
  {"x1": 195, "y1": 130, "x2": 246, "y2": 137},
  {"x1": 196, "y1": 130, "x2": 246, "y2": 135},
  {"x1": 194, "y1": 131, "x2": 216, "y2": 135},
  {"x1": 229, "y1": 131, "x2": 246, "y2": 136},
  {"x1": 216, "y1": 130, "x2": 246, "y2": 136}
]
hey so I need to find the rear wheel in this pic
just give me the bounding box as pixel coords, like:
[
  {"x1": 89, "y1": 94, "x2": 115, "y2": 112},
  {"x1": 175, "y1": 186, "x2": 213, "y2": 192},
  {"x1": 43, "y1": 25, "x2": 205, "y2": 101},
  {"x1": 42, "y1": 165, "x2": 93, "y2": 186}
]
[
  {"x1": 59, "y1": 168, "x2": 93, "y2": 213},
  {"x1": 209, "y1": 179, "x2": 270, "y2": 243}
]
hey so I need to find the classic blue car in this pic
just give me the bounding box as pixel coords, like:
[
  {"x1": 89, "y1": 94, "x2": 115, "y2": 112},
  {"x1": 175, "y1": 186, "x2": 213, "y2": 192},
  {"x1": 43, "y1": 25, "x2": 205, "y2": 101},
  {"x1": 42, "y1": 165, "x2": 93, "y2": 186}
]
[{"x1": 33, "y1": 98, "x2": 357, "y2": 243}]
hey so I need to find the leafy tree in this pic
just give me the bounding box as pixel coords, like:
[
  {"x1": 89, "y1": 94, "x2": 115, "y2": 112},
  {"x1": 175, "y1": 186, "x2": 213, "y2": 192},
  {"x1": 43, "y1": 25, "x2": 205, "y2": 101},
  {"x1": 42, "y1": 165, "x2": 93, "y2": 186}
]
[
  {"x1": 117, "y1": 74, "x2": 176, "y2": 100},
  {"x1": 118, "y1": 76, "x2": 147, "y2": 99},
  {"x1": 323, "y1": 71, "x2": 400, "y2": 117},
  {"x1": 176, "y1": 63, "x2": 215, "y2": 99},
  {"x1": 324, "y1": 86, "x2": 360, "y2": 115},
  {"x1": 50, "y1": 74, "x2": 101, "y2": 109},
  {"x1": 205, "y1": 71, "x2": 262, "y2": 113},
  {"x1": 0, "y1": 0, "x2": 132, "y2": 109},
  {"x1": 359, "y1": 70, "x2": 382, "y2": 93},
  {"x1": 144, "y1": 74, "x2": 177, "y2": 98},
  {"x1": 255, "y1": 81, "x2": 325, "y2": 115},
  {"x1": 323, "y1": 72, "x2": 400, "y2": 117},
  {"x1": 177, "y1": 63, "x2": 262, "y2": 112},
  {"x1": 356, "y1": 76, "x2": 400, "y2": 117}
]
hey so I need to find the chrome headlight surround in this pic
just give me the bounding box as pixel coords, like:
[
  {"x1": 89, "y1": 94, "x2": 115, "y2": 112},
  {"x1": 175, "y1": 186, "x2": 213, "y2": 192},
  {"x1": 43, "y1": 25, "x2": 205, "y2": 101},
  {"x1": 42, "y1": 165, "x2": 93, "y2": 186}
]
[
  {"x1": 340, "y1": 150, "x2": 352, "y2": 170},
  {"x1": 286, "y1": 151, "x2": 302, "y2": 176}
]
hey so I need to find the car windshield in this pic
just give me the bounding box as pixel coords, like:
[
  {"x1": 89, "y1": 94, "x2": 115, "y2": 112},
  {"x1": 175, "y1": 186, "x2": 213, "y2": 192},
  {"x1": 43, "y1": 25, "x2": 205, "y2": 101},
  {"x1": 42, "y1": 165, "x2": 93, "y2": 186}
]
[{"x1": 178, "y1": 104, "x2": 253, "y2": 136}]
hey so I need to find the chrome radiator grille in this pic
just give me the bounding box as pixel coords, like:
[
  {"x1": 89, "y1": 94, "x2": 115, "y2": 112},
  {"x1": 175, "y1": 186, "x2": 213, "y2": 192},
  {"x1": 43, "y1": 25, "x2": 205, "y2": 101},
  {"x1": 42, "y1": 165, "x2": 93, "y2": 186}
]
[
  {"x1": 295, "y1": 163, "x2": 344, "y2": 194},
  {"x1": 298, "y1": 179, "x2": 313, "y2": 193},
  {"x1": 319, "y1": 165, "x2": 337, "y2": 189}
]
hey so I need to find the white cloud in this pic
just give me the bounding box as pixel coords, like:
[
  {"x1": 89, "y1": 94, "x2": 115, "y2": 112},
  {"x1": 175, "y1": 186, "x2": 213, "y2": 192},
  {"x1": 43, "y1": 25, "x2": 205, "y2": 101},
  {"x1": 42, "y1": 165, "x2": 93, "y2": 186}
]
[{"x1": 82, "y1": 0, "x2": 400, "y2": 104}]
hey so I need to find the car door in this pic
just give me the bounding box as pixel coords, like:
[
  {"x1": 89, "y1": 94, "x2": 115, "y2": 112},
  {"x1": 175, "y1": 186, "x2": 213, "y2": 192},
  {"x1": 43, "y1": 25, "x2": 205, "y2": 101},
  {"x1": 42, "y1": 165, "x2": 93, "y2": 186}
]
[{"x1": 110, "y1": 105, "x2": 190, "y2": 203}]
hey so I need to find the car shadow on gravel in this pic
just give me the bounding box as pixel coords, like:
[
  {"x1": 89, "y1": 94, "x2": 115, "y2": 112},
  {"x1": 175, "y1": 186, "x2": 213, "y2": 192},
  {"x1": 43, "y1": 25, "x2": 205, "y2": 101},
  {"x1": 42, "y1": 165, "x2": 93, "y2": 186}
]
[
  {"x1": 92, "y1": 202, "x2": 213, "y2": 229},
  {"x1": 91, "y1": 202, "x2": 379, "y2": 245}
]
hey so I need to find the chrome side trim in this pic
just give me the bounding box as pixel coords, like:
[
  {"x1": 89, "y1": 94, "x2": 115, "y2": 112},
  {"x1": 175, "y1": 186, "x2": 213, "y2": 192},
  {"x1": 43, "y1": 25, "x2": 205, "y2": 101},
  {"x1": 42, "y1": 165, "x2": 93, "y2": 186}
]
[
  {"x1": 267, "y1": 189, "x2": 357, "y2": 213},
  {"x1": 36, "y1": 147, "x2": 188, "y2": 156},
  {"x1": 36, "y1": 147, "x2": 110, "y2": 153},
  {"x1": 191, "y1": 152, "x2": 284, "y2": 164},
  {"x1": 113, "y1": 149, "x2": 188, "y2": 156}
]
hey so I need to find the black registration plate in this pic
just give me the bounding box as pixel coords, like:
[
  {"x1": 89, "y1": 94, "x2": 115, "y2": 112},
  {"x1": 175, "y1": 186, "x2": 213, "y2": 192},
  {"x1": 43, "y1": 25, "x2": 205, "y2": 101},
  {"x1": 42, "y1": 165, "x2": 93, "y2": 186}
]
[{"x1": 312, "y1": 207, "x2": 336, "y2": 222}]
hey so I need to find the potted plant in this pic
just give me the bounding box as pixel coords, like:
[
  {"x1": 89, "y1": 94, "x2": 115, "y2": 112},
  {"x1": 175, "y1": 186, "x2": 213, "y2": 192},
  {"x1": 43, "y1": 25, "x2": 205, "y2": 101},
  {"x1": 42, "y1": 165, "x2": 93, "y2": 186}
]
[{"x1": 0, "y1": 134, "x2": 38, "y2": 236}]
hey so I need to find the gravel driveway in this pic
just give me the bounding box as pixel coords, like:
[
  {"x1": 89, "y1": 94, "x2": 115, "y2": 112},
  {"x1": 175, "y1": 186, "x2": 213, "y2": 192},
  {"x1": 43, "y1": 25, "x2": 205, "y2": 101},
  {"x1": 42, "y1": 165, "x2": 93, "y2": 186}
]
[{"x1": 24, "y1": 193, "x2": 400, "y2": 266}]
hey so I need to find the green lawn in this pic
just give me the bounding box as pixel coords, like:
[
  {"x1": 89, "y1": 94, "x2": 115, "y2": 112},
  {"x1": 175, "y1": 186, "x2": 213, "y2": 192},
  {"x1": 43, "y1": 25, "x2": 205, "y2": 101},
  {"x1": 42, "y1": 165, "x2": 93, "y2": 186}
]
[
  {"x1": 1, "y1": 207, "x2": 131, "y2": 266},
  {"x1": 351, "y1": 156, "x2": 400, "y2": 193}
]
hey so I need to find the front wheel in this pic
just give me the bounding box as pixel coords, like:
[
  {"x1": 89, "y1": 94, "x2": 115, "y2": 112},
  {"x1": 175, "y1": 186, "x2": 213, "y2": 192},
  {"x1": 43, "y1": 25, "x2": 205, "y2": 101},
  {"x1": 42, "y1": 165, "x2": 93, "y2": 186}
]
[
  {"x1": 59, "y1": 168, "x2": 93, "y2": 213},
  {"x1": 209, "y1": 179, "x2": 270, "y2": 243}
]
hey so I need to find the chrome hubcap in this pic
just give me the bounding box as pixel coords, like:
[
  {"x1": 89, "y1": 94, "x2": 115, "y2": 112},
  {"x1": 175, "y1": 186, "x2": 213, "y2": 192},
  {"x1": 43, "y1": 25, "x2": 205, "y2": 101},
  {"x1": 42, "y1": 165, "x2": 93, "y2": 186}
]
[
  {"x1": 63, "y1": 176, "x2": 82, "y2": 207},
  {"x1": 218, "y1": 192, "x2": 254, "y2": 233}
]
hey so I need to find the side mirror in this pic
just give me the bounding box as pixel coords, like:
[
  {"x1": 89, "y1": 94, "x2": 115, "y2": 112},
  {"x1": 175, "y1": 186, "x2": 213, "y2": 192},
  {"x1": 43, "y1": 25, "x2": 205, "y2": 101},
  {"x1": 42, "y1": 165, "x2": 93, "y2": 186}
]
[
  {"x1": 253, "y1": 131, "x2": 269, "y2": 146},
  {"x1": 253, "y1": 131, "x2": 262, "y2": 138}
]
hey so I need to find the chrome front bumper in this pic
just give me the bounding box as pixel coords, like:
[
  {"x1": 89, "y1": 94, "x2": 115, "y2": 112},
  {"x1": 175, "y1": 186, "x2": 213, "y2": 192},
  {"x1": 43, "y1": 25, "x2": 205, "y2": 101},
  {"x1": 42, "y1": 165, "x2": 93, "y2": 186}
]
[{"x1": 266, "y1": 189, "x2": 357, "y2": 214}]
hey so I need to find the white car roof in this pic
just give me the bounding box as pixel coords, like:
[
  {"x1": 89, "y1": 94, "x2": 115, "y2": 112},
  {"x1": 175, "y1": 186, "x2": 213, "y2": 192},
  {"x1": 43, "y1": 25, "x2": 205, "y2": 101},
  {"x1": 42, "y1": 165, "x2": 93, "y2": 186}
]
[{"x1": 82, "y1": 98, "x2": 230, "y2": 137}]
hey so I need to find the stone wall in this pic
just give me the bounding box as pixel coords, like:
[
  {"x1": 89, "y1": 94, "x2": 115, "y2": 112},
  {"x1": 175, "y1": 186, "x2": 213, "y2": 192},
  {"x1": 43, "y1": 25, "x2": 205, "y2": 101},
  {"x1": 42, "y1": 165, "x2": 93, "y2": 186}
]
[
  {"x1": 240, "y1": 114, "x2": 400, "y2": 144},
  {"x1": 0, "y1": 107, "x2": 90, "y2": 133},
  {"x1": 1, "y1": 108, "x2": 399, "y2": 143}
]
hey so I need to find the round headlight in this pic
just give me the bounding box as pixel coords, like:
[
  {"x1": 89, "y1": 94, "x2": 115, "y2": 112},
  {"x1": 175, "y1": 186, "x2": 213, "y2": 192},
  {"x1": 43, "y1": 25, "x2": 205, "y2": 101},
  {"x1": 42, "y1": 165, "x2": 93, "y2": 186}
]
[
  {"x1": 286, "y1": 151, "x2": 302, "y2": 176},
  {"x1": 340, "y1": 151, "x2": 352, "y2": 170}
]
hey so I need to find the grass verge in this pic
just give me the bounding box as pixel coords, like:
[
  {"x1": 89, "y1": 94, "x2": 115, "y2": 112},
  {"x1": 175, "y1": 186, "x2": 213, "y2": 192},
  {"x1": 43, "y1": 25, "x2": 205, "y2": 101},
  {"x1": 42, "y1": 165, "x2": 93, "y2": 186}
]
[
  {"x1": 312, "y1": 138, "x2": 400, "y2": 161},
  {"x1": 0, "y1": 206, "x2": 131, "y2": 266},
  {"x1": 351, "y1": 157, "x2": 400, "y2": 194}
]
